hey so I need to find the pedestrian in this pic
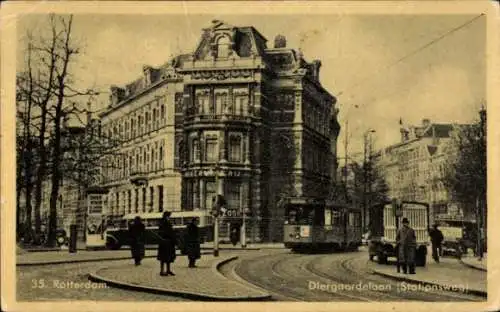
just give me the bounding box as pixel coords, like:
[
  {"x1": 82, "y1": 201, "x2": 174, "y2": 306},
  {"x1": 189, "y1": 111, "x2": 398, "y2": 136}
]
[
  {"x1": 157, "y1": 211, "x2": 176, "y2": 276},
  {"x1": 184, "y1": 218, "x2": 201, "y2": 268},
  {"x1": 428, "y1": 223, "x2": 444, "y2": 263},
  {"x1": 129, "y1": 216, "x2": 146, "y2": 266},
  {"x1": 230, "y1": 227, "x2": 239, "y2": 246},
  {"x1": 396, "y1": 217, "x2": 417, "y2": 274}
]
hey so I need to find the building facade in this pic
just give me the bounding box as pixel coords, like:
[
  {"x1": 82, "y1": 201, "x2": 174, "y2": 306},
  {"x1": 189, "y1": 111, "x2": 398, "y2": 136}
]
[
  {"x1": 376, "y1": 119, "x2": 472, "y2": 225},
  {"x1": 99, "y1": 20, "x2": 340, "y2": 242}
]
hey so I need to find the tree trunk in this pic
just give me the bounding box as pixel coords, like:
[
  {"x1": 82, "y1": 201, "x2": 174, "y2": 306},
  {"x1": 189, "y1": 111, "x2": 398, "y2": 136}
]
[
  {"x1": 33, "y1": 110, "x2": 48, "y2": 238},
  {"x1": 23, "y1": 144, "x2": 34, "y2": 243}
]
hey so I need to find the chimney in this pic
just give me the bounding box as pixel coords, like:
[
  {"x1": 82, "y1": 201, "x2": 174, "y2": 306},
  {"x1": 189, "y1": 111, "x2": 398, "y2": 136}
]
[
  {"x1": 143, "y1": 65, "x2": 152, "y2": 85},
  {"x1": 312, "y1": 60, "x2": 322, "y2": 80},
  {"x1": 274, "y1": 34, "x2": 287, "y2": 48},
  {"x1": 109, "y1": 85, "x2": 125, "y2": 105}
]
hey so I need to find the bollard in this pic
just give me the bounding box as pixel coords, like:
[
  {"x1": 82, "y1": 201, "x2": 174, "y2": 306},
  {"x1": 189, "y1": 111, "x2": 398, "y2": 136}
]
[{"x1": 69, "y1": 224, "x2": 77, "y2": 253}]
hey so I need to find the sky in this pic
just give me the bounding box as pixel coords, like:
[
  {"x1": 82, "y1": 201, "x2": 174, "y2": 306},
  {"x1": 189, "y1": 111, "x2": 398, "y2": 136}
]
[{"x1": 16, "y1": 13, "x2": 486, "y2": 156}]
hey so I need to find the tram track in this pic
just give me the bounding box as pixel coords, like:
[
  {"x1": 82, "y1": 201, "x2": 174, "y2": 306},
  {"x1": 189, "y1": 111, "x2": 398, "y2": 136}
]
[
  {"x1": 227, "y1": 250, "x2": 484, "y2": 302},
  {"x1": 307, "y1": 253, "x2": 483, "y2": 302}
]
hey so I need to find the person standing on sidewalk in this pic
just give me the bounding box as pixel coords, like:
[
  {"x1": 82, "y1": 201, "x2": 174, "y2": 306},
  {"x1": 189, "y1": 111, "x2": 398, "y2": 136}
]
[
  {"x1": 396, "y1": 218, "x2": 417, "y2": 274},
  {"x1": 184, "y1": 218, "x2": 201, "y2": 268},
  {"x1": 129, "y1": 216, "x2": 146, "y2": 266},
  {"x1": 157, "y1": 211, "x2": 176, "y2": 276},
  {"x1": 428, "y1": 223, "x2": 444, "y2": 263}
]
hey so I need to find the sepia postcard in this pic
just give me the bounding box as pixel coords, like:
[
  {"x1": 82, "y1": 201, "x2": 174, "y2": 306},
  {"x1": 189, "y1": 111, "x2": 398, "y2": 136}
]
[{"x1": 1, "y1": 1, "x2": 499, "y2": 312}]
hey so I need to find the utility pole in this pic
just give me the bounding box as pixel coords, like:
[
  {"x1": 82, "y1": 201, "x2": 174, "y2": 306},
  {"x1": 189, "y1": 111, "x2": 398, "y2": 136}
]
[
  {"x1": 344, "y1": 120, "x2": 349, "y2": 203},
  {"x1": 363, "y1": 129, "x2": 376, "y2": 231}
]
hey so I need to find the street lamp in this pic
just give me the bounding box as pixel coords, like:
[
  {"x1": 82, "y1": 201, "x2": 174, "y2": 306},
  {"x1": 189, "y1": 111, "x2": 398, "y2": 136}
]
[
  {"x1": 213, "y1": 162, "x2": 222, "y2": 257},
  {"x1": 363, "y1": 129, "x2": 376, "y2": 231}
]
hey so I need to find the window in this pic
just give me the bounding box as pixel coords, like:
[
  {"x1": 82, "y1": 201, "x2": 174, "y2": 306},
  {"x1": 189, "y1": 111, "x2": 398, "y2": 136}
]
[
  {"x1": 229, "y1": 135, "x2": 242, "y2": 162},
  {"x1": 158, "y1": 185, "x2": 164, "y2": 212},
  {"x1": 234, "y1": 95, "x2": 248, "y2": 115},
  {"x1": 197, "y1": 94, "x2": 209, "y2": 115},
  {"x1": 217, "y1": 36, "x2": 231, "y2": 58},
  {"x1": 159, "y1": 146, "x2": 163, "y2": 162},
  {"x1": 161, "y1": 105, "x2": 165, "y2": 120},
  {"x1": 151, "y1": 148, "x2": 155, "y2": 171},
  {"x1": 152, "y1": 109, "x2": 157, "y2": 129},
  {"x1": 138, "y1": 115, "x2": 143, "y2": 135},
  {"x1": 128, "y1": 190, "x2": 132, "y2": 213},
  {"x1": 131, "y1": 119, "x2": 135, "y2": 138},
  {"x1": 205, "y1": 138, "x2": 218, "y2": 162},
  {"x1": 191, "y1": 138, "x2": 200, "y2": 162},
  {"x1": 215, "y1": 93, "x2": 227, "y2": 115},
  {"x1": 149, "y1": 187, "x2": 154, "y2": 212},
  {"x1": 142, "y1": 188, "x2": 147, "y2": 213},
  {"x1": 135, "y1": 189, "x2": 139, "y2": 213},
  {"x1": 205, "y1": 181, "x2": 216, "y2": 210},
  {"x1": 226, "y1": 183, "x2": 241, "y2": 210},
  {"x1": 145, "y1": 112, "x2": 150, "y2": 132}
]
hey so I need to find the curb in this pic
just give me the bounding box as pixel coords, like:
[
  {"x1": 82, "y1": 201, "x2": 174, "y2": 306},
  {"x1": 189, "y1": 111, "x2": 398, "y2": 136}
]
[
  {"x1": 17, "y1": 251, "x2": 212, "y2": 267},
  {"x1": 459, "y1": 259, "x2": 487, "y2": 272},
  {"x1": 371, "y1": 270, "x2": 487, "y2": 298},
  {"x1": 88, "y1": 256, "x2": 271, "y2": 301}
]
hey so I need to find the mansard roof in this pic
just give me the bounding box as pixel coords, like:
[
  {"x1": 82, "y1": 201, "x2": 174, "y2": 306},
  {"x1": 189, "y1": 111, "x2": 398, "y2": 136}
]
[{"x1": 193, "y1": 20, "x2": 269, "y2": 60}]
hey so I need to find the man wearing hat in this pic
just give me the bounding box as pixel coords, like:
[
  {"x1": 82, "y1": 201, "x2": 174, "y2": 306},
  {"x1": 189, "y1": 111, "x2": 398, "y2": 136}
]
[{"x1": 396, "y1": 217, "x2": 417, "y2": 274}]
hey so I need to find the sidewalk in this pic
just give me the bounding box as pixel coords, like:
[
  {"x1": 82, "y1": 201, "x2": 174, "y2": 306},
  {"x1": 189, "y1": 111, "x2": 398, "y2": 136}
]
[
  {"x1": 370, "y1": 254, "x2": 487, "y2": 297},
  {"x1": 89, "y1": 255, "x2": 271, "y2": 301},
  {"x1": 17, "y1": 249, "x2": 210, "y2": 266},
  {"x1": 460, "y1": 253, "x2": 487, "y2": 272},
  {"x1": 200, "y1": 242, "x2": 285, "y2": 250}
]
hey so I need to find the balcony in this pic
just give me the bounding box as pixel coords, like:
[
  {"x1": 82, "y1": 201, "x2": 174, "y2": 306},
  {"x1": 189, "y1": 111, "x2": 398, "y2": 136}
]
[
  {"x1": 130, "y1": 170, "x2": 149, "y2": 186},
  {"x1": 184, "y1": 113, "x2": 253, "y2": 126}
]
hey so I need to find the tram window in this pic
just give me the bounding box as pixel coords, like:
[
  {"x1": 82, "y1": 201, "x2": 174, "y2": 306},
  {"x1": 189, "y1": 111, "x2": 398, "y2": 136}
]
[
  {"x1": 183, "y1": 217, "x2": 200, "y2": 225},
  {"x1": 147, "y1": 219, "x2": 160, "y2": 227},
  {"x1": 332, "y1": 211, "x2": 342, "y2": 226},
  {"x1": 325, "y1": 209, "x2": 332, "y2": 225},
  {"x1": 171, "y1": 218, "x2": 183, "y2": 226},
  {"x1": 313, "y1": 207, "x2": 325, "y2": 225},
  {"x1": 286, "y1": 207, "x2": 313, "y2": 225}
]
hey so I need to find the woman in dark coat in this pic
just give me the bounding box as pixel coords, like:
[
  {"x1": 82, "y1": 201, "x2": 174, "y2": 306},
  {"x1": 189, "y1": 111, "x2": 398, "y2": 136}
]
[
  {"x1": 184, "y1": 218, "x2": 201, "y2": 268},
  {"x1": 129, "y1": 216, "x2": 146, "y2": 266},
  {"x1": 157, "y1": 211, "x2": 176, "y2": 276}
]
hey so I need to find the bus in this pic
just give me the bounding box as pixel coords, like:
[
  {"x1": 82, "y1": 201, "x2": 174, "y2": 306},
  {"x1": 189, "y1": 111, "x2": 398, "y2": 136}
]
[
  {"x1": 104, "y1": 210, "x2": 214, "y2": 252},
  {"x1": 283, "y1": 198, "x2": 362, "y2": 252}
]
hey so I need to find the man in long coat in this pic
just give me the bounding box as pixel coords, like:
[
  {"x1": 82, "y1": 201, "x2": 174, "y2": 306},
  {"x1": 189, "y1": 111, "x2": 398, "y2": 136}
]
[
  {"x1": 184, "y1": 218, "x2": 201, "y2": 268},
  {"x1": 396, "y1": 217, "x2": 417, "y2": 274},
  {"x1": 428, "y1": 223, "x2": 444, "y2": 263},
  {"x1": 129, "y1": 216, "x2": 146, "y2": 265},
  {"x1": 157, "y1": 211, "x2": 176, "y2": 276}
]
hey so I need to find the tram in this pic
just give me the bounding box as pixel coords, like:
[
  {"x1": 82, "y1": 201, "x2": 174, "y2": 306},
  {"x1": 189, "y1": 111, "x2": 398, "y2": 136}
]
[
  {"x1": 105, "y1": 210, "x2": 214, "y2": 251},
  {"x1": 283, "y1": 198, "x2": 362, "y2": 252}
]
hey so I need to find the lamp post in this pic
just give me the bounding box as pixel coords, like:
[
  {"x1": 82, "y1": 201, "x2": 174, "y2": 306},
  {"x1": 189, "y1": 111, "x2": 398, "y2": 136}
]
[
  {"x1": 363, "y1": 129, "x2": 376, "y2": 231},
  {"x1": 213, "y1": 162, "x2": 221, "y2": 257}
]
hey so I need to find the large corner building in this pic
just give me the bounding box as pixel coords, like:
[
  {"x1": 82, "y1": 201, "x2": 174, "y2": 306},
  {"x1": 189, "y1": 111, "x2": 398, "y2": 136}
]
[{"x1": 98, "y1": 20, "x2": 340, "y2": 242}]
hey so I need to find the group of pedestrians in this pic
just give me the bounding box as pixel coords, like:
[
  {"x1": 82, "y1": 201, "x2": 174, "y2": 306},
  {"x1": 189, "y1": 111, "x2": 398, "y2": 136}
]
[
  {"x1": 128, "y1": 211, "x2": 201, "y2": 276},
  {"x1": 395, "y1": 217, "x2": 444, "y2": 275}
]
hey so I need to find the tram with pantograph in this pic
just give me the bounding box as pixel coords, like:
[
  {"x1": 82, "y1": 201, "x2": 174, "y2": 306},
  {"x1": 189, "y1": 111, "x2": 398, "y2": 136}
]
[{"x1": 283, "y1": 198, "x2": 362, "y2": 252}]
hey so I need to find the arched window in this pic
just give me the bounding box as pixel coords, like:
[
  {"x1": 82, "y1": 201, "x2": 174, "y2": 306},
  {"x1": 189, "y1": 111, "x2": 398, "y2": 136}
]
[
  {"x1": 217, "y1": 35, "x2": 231, "y2": 58},
  {"x1": 191, "y1": 138, "x2": 200, "y2": 162}
]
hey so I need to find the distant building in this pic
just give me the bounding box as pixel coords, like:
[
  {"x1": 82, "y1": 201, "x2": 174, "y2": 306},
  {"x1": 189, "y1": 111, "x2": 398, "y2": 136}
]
[
  {"x1": 376, "y1": 118, "x2": 473, "y2": 225},
  {"x1": 98, "y1": 20, "x2": 340, "y2": 242}
]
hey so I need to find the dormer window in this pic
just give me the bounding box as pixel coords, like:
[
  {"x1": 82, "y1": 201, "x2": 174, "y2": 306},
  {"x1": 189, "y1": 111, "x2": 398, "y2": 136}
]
[{"x1": 216, "y1": 36, "x2": 232, "y2": 58}]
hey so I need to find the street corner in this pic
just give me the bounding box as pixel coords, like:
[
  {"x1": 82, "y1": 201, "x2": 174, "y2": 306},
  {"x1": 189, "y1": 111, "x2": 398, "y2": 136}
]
[{"x1": 88, "y1": 255, "x2": 271, "y2": 301}]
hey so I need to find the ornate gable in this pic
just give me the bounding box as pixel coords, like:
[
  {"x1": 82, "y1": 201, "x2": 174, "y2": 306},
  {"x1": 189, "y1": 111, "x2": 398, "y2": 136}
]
[{"x1": 193, "y1": 20, "x2": 265, "y2": 61}]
